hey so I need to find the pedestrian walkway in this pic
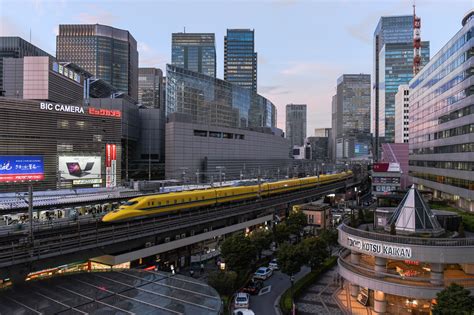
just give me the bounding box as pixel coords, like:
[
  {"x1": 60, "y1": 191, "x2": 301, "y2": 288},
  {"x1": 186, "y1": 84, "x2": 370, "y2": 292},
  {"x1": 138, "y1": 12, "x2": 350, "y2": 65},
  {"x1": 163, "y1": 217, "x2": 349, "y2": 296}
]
[
  {"x1": 335, "y1": 281, "x2": 372, "y2": 315},
  {"x1": 295, "y1": 266, "x2": 344, "y2": 315}
]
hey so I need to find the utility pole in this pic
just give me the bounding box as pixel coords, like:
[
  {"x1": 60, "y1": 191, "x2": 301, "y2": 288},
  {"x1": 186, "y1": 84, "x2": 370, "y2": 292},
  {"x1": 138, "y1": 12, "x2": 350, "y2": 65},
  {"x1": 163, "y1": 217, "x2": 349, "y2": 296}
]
[
  {"x1": 148, "y1": 126, "x2": 151, "y2": 181},
  {"x1": 28, "y1": 183, "x2": 33, "y2": 242},
  {"x1": 196, "y1": 169, "x2": 200, "y2": 184},
  {"x1": 216, "y1": 166, "x2": 225, "y2": 187}
]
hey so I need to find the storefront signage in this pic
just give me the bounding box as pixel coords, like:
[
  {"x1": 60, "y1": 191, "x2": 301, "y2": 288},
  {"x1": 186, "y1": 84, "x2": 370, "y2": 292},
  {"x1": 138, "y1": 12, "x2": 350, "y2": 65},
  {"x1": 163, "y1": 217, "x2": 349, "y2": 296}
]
[
  {"x1": 73, "y1": 179, "x2": 103, "y2": 185},
  {"x1": 347, "y1": 236, "x2": 412, "y2": 259},
  {"x1": 88, "y1": 107, "x2": 121, "y2": 118},
  {"x1": 58, "y1": 156, "x2": 101, "y2": 182},
  {"x1": 0, "y1": 156, "x2": 44, "y2": 182},
  {"x1": 105, "y1": 144, "x2": 117, "y2": 188},
  {"x1": 40, "y1": 102, "x2": 84, "y2": 114}
]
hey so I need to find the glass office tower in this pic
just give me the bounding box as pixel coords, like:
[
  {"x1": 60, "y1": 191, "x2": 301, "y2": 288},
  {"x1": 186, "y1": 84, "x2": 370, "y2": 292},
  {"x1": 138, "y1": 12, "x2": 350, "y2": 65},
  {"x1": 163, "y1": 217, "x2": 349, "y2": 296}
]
[
  {"x1": 286, "y1": 104, "x2": 307, "y2": 148},
  {"x1": 138, "y1": 68, "x2": 163, "y2": 108},
  {"x1": 56, "y1": 24, "x2": 139, "y2": 101},
  {"x1": 166, "y1": 64, "x2": 275, "y2": 129},
  {"x1": 409, "y1": 11, "x2": 474, "y2": 212},
  {"x1": 373, "y1": 16, "x2": 428, "y2": 158},
  {"x1": 171, "y1": 33, "x2": 216, "y2": 78},
  {"x1": 378, "y1": 41, "x2": 430, "y2": 142},
  {"x1": 224, "y1": 29, "x2": 257, "y2": 92}
]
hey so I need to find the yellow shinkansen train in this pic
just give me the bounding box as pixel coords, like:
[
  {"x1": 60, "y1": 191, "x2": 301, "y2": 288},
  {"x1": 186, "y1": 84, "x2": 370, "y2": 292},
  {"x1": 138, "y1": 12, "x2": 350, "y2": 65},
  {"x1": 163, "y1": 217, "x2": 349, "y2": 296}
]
[{"x1": 102, "y1": 171, "x2": 352, "y2": 222}]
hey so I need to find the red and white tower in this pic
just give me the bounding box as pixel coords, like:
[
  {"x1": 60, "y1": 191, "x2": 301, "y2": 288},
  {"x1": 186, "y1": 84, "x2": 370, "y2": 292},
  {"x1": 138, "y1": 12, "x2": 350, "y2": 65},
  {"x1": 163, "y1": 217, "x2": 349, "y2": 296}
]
[{"x1": 413, "y1": 4, "x2": 421, "y2": 75}]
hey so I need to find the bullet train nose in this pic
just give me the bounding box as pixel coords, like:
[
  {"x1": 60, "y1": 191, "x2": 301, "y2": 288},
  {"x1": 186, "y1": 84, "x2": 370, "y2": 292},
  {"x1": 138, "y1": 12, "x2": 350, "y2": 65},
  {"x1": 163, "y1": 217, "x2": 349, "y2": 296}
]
[{"x1": 102, "y1": 210, "x2": 120, "y2": 223}]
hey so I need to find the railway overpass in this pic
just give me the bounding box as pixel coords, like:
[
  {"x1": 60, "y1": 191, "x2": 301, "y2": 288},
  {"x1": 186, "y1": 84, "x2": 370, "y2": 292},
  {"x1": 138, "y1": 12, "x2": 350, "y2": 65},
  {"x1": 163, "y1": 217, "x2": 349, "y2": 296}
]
[{"x1": 0, "y1": 179, "x2": 358, "y2": 282}]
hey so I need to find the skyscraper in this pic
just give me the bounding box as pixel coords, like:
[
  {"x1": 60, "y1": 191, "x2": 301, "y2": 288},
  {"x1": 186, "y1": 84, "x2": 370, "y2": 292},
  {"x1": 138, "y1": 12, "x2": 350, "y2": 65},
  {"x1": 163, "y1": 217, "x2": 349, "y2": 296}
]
[
  {"x1": 138, "y1": 68, "x2": 163, "y2": 108},
  {"x1": 0, "y1": 37, "x2": 50, "y2": 96},
  {"x1": 409, "y1": 11, "x2": 474, "y2": 212},
  {"x1": 171, "y1": 33, "x2": 216, "y2": 77},
  {"x1": 333, "y1": 74, "x2": 371, "y2": 161},
  {"x1": 286, "y1": 104, "x2": 307, "y2": 148},
  {"x1": 373, "y1": 15, "x2": 429, "y2": 159},
  {"x1": 224, "y1": 29, "x2": 257, "y2": 92},
  {"x1": 394, "y1": 84, "x2": 410, "y2": 143},
  {"x1": 56, "y1": 24, "x2": 139, "y2": 101}
]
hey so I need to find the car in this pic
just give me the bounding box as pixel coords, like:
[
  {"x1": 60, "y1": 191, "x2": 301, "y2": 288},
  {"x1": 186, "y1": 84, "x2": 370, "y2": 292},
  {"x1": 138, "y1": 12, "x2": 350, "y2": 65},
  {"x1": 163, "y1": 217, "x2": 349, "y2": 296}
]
[
  {"x1": 234, "y1": 292, "x2": 250, "y2": 309},
  {"x1": 234, "y1": 309, "x2": 255, "y2": 315},
  {"x1": 253, "y1": 267, "x2": 273, "y2": 280},
  {"x1": 269, "y1": 259, "x2": 279, "y2": 270},
  {"x1": 242, "y1": 280, "x2": 263, "y2": 295}
]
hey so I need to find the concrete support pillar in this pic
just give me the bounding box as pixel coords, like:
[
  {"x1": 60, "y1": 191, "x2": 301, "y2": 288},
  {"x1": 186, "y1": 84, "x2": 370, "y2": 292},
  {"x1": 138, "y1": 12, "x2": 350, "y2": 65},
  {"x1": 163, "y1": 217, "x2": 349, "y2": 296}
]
[
  {"x1": 350, "y1": 283, "x2": 359, "y2": 297},
  {"x1": 373, "y1": 290, "x2": 387, "y2": 314},
  {"x1": 350, "y1": 251, "x2": 361, "y2": 265},
  {"x1": 430, "y1": 263, "x2": 444, "y2": 286},
  {"x1": 374, "y1": 256, "x2": 387, "y2": 277}
]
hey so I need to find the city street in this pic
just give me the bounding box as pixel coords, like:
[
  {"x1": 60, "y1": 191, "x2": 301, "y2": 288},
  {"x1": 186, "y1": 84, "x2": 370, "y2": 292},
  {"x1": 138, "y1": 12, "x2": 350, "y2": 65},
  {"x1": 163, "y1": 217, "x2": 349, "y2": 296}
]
[{"x1": 250, "y1": 266, "x2": 310, "y2": 315}]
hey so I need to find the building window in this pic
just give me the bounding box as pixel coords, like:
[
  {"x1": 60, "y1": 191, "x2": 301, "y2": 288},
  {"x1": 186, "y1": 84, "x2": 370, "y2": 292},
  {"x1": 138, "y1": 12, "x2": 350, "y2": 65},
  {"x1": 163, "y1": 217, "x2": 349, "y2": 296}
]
[
  {"x1": 193, "y1": 130, "x2": 207, "y2": 137},
  {"x1": 209, "y1": 131, "x2": 222, "y2": 138}
]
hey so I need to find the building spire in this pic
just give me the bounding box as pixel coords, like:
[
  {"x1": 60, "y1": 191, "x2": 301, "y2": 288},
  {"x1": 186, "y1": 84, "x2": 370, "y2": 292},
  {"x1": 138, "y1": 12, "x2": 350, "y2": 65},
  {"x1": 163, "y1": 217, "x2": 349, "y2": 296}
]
[{"x1": 413, "y1": 1, "x2": 422, "y2": 75}]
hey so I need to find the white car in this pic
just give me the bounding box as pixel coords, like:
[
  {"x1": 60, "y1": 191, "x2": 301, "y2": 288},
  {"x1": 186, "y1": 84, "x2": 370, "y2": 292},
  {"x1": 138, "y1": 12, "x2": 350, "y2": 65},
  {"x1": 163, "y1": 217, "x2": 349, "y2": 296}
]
[
  {"x1": 269, "y1": 259, "x2": 279, "y2": 270},
  {"x1": 253, "y1": 267, "x2": 273, "y2": 280},
  {"x1": 234, "y1": 292, "x2": 250, "y2": 309},
  {"x1": 234, "y1": 309, "x2": 255, "y2": 315}
]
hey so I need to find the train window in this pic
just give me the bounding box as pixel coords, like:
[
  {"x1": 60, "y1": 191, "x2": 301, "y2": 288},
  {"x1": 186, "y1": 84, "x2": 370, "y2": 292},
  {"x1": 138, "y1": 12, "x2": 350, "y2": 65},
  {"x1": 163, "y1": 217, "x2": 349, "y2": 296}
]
[
  {"x1": 202, "y1": 197, "x2": 205, "y2": 200},
  {"x1": 166, "y1": 201, "x2": 169, "y2": 205},
  {"x1": 125, "y1": 201, "x2": 138, "y2": 206}
]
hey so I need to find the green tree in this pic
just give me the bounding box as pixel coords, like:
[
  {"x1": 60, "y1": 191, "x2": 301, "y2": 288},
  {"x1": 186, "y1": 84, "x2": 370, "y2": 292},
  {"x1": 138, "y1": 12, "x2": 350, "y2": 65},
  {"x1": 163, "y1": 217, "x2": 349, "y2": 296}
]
[
  {"x1": 432, "y1": 283, "x2": 474, "y2": 315},
  {"x1": 358, "y1": 208, "x2": 365, "y2": 223},
  {"x1": 207, "y1": 271, "x2": 238, "y2": 296},
  {"x1": 274, "y1": 222, "x2": 290, "y2": 245},
  {"x1": 277, "y1": 242, "x2": 306, "y2": 276},
  {"x1": 319, "y1": 229, "x2": 338, "y2": 246},
  {"x1": 301, "y1": 237, "x2": 330, "y2": 271},
  {"x1": 458, "y1": 222, "x2": 466, "y2": 238},
  {"x1": 220, "y1": 233, "x2": 256, "y2": 273},
  {"x1": 249, "y1": 229, "x2": 272, "y2": 259},
  {"x1": 286, "y1": 210, "x2": 307, "y2": 240}
]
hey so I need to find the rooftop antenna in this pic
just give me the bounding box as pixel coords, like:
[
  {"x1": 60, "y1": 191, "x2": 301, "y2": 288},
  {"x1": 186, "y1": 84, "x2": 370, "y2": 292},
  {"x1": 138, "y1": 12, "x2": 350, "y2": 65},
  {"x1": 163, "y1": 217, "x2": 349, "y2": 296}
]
[
  {"x1": 29, "y1": 28, "x2": 31, "y2": 43},
  {"x1": 184, "y1": 26, "x2": 186, "y2": 33}
]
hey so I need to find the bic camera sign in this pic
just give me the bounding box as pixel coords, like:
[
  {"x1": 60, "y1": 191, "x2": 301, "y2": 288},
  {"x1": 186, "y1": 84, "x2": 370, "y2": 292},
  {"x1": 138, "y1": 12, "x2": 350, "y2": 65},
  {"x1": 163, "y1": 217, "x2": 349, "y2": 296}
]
[{"x1": 347, "y1": 236, "x2": 412, "y2": 259}]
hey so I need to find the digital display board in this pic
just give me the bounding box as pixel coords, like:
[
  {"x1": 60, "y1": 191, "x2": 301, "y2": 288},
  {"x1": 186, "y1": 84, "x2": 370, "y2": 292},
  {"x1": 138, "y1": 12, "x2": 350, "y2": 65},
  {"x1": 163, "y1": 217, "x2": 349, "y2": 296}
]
[
  {"x1": 0, "y1": 156, "x2": 44, "y2": 182},
  {"x1": 58, "y1": 156, "x2": 101, "y2": 182}
]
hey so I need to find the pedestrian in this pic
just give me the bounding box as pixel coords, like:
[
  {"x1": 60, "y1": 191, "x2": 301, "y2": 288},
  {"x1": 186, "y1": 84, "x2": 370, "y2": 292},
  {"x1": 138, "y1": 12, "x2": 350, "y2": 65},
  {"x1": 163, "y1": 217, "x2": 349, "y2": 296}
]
[{"x1": 190, "y1": 269, "x2": 194, "y2": 277}]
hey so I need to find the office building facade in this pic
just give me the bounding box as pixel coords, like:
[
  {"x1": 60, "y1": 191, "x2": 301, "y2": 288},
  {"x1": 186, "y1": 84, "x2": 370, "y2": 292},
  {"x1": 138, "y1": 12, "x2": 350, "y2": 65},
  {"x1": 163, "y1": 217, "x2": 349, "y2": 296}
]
[
  {"x1": 333, "y1": 74, "x2": 371, "y2": 161},
  {"x1": 224, "y1": 29, "x2": 257, "y2": 92},
  {"x1": 138, "y1": 68, "x2": 163, "y2": 108},
  {"x1": 378, "y1": 41, "x2": 429, "y2": 143},
  {"x1": 394, "y1": 84, "x2": 410, "y2": 143},
  {"x1": 171, "y1": 33, "x2": 216, "y2": 78},
  {"x1": 0, "y1": 36, "x2": 50, "y2": 96},
  {"x1": 373, "y1": 16, "x2": 429, "y2": 158},
  {"x1": 57, "y1": 24, "x2": 139, "y2": 101},
  {"x1": 166, "y1": 64, "x2": 275, "y2": 129},
  {"x1": 314, "y1": 128, "x2": 331, "y2": 138},
  {"x1": 409, "y1": 11, "x2": 474, "y2": 212},
  {"x1": 286, "y1": 104, "x2": 307, "y2": 148}
]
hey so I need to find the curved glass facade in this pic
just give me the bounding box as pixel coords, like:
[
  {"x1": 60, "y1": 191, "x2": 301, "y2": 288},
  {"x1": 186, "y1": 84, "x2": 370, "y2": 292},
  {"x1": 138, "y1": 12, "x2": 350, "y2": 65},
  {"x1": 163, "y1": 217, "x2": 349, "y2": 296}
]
[{"x1": 166, "y1": 64, "x2": 276, "y2": 129}]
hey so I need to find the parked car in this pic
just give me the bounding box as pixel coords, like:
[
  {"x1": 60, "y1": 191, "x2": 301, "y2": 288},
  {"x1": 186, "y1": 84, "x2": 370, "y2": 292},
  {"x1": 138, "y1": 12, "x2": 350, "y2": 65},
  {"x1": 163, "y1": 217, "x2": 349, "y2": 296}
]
[
  {"x1": 234, "y1": 292, "x2": 250, "y2": 309},
  {"x1": 234, "y1": 309, "x2": 255, "y2": 315},
  {"x1": 253, "y1": 267, "x2": 273, "y2": 280},
  {"x1": 269, "y1": 259, "x2": 279, "y2": 270},
  {"x1": 242, "y1": 280, "x2": 263, "y2": 295}
]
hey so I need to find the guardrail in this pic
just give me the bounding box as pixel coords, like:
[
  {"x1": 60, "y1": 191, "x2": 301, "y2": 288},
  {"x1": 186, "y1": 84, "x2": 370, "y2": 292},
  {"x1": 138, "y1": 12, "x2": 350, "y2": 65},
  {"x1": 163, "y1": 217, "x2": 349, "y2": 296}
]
[
  {"x1": 338, "y1": 251, "x2": 474, "y2": 288},
  {"x1": 339, "y1": 222, "x2": 474, "y2": 247},
  {"x1": 0, "y1": 180, "x2": 349, "y2": 269}
]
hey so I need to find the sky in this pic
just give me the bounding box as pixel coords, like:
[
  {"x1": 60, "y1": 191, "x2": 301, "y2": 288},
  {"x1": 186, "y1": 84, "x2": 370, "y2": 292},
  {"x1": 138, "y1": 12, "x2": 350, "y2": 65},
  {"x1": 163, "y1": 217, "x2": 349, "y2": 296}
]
[{"x1": 0, "y1": 0, "x2": 472, "y2": 134}]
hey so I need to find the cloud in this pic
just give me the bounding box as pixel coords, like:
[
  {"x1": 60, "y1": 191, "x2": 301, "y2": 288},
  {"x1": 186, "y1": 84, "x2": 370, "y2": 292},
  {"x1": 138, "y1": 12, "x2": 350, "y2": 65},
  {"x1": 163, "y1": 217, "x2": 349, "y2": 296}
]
[
  {"x1": 138, "y1": 41, "x2": 168, "y2": 68},
  {"x1": 77, "y1": 9, "x2": 117, "y2": 25}
]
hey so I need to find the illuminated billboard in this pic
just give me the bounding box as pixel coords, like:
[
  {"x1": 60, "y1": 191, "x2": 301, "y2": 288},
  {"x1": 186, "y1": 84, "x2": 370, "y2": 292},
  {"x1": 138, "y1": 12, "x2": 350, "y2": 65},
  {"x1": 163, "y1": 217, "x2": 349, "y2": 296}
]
[
  {"x1": 0, "y1": 156, "x2": 44, "y2": 182},
  {"x1": 58, "y1": 156, "x2": 101, "y2": 181}
]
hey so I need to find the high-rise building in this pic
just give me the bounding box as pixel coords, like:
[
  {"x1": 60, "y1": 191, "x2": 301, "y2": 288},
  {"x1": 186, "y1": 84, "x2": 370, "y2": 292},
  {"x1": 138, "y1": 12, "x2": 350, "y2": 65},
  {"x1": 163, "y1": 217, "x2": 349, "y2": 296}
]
[
  {"x1": 314, "y1": 128, "x2": 331, "y2": 138},
  {"x1": 394, "y1": 84, "x2": 410, "y2": 143},
  {"x1": 409, "y1": 11, "x2": 474, "y2": 212},
  {"x1": 378, "y1": 41, "x2": 429, "y2": 143},
  {"x1": 0, "y1": 37, "x2": 50, "y2": 96},
  {"x1": 171, "y1": 33, "x2": 216, "y2": 78},
  {"x1": 56, "y1": 24, "x2": 139, "y2": 101},
  {"x1": 373, "y1": 16, "x2": 429, "y2": 159},
  {"x1": 224, "y1": 29, "x2": 257, "y2": 92},
  {"x1": 286, "y1": 104, "x2": 307, "y2": 148},
  {"x1": 332, "y1": 74, "x2": 371, "y2": 161},
  {"x1": 138, "y1": 68, "x2": 163, "y2": 108}
]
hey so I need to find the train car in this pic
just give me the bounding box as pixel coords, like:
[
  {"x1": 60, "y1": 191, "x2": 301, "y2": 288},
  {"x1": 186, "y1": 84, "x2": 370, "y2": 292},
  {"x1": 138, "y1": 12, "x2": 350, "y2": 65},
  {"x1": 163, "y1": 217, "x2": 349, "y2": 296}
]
[
  {"x1": 299, "y1": 176, "x2": 319, "y2": 189},
  {"x1": 267, "y1": 178, "x2": 301, "y2": 196},
  {"x1": 215, "y1": 185, "x2": 262, "y2": 204}
]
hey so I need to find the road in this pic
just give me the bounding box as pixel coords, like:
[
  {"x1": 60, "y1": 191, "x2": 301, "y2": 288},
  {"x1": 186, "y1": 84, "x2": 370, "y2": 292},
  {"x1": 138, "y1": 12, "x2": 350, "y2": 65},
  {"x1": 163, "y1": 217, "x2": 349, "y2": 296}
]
[{"x1": 249, "y1": 266, "x2": 311, "y2": 315}]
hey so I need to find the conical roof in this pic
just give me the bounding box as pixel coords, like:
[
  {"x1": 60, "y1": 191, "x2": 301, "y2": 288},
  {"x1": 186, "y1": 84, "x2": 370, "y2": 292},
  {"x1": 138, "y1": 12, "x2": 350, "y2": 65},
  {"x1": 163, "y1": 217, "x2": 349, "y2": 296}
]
[{"x1": 385, "y1": 185, "x2": 444, "y2": 236}]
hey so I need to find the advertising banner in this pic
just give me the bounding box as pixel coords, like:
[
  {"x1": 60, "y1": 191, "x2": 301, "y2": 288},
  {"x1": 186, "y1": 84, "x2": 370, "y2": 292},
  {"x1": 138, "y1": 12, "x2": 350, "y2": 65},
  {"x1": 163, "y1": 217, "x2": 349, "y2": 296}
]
[
  {"x1": 58, "y1": 156, "x2": 101, "y2": 181},
  {"x1": 105, "y1": 144, "x2": 117, "y2": 188},
  {"x1": 0, "y1": 156, "x2": 44, "y2": 182}
]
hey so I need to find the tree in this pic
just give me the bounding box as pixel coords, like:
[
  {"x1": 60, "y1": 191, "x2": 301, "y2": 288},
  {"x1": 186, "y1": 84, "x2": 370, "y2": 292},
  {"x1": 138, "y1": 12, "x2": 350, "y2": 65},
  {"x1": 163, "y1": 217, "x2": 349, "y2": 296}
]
[
  {"x1": 220, "y1": 233, "x2": 256, "y2": 273},
  {"x1": 319, "y1": 229, "x2": 338, "y2": 246},
  {"x1": 207, "y1": 271, "x2": 238, "y2": 296},
  {"x1": 358, "y1": 208, "x2": 365, "y2": 223},
  {"x1": 277, "y1": 242, "x2": 306, "y2": 276},
  {"x1": 301, "y1": 237, "x2": 330, "y2": 271},
  {"x1": 286, "y1": 210, "x2": 307, "y2": 240},
  {"x1": 249, "y1": 229, "x2": 272, "y2": 259},
  {"x1": 274, "y1": 222, "x2": 290, "y2": 245},
  {"x1": 432, "y1": 283, "x2": 474, "y2": 315}
]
